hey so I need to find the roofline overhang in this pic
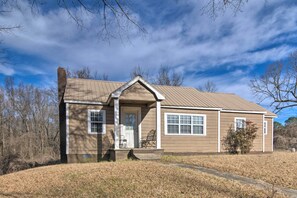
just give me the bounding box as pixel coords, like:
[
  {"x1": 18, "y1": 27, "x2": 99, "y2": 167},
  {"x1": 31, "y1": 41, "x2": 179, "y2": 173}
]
[
  {"x1": 64, "y1": 100, "x2": 105, "y2": 105},
  {"x1": 107, "y1": 76, "x2": 165, "y2": 104},
  {"x1": 63, "y1": 100, "x2": 276, "y2": 116},
  {"x1": 221, "y1": 109, "x2": 267, "y2": 114},
  {"x1": 264, "y1": 115, "x2": 278, "y2": 118},
  {"x1": 162, "y1": 105, "x2": 271, "y2": 114},
  {"x1": 162, "y1": 105, "x2": 222, "y2": 111}
]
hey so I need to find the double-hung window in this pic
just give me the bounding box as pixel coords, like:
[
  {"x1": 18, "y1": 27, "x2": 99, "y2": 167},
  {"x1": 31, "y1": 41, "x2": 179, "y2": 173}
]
[
  {"x1": 234, "y1": 117, "x2": 246, "y2": 131},
  {"x1": 88, "y1": 110, "x2": 106, "y2": 134},
  {"x1": 264, "y1": 121, "x2": 268, "y2": 135},
  {"x1": 166, "y1": 113, "x2": 206, "y2": 135}
]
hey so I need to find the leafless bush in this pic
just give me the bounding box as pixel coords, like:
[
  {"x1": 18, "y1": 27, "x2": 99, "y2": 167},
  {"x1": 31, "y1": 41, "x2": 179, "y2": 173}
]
[
  {"x1": 273, "y1": 135, "x2": 288, "y2": 150},
  {"x1": 0, "y1": 152, "x2": 29, "y2": 175}
]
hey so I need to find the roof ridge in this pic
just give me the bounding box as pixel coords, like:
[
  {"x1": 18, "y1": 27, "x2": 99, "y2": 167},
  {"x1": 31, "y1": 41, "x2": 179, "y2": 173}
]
[{"x1": 68, "y1": 78, "x2": 196, "y2": 89}]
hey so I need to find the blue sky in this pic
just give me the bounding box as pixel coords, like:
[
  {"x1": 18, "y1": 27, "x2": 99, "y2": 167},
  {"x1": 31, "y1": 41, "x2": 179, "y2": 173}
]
[{"x1": 0, "y1": 0, "x2": 296, "y2": 123}]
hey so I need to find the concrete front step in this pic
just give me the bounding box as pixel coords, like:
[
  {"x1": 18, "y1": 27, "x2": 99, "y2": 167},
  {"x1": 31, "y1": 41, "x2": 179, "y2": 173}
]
[
  {"x1": 132, "y1": 153, "x2": 162, "y2": 160},
  {"x1": 132, "y1": 149, "x2": 164, "y2": 160},
  {"x1": 109, "y1": 148, "x2": 164, "y2": 161},
  {"x1": 132, "y1": 148, "x2": 164, "y2": 154}
]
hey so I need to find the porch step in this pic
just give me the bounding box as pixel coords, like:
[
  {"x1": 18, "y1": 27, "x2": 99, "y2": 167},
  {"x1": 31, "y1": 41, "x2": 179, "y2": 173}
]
[
  {"x1": 132, "y1": 153, "x2": 162, "y2": 160},
  {"x1": 109, "y1": 148, "x2": 164, "y2": 161},
  {"x1": 131, "y1": 149, "x2": 164, "y2": 160}
]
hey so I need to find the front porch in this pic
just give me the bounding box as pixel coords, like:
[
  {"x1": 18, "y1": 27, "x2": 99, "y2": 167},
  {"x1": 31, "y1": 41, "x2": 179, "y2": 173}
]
[{"x1": 108, "y1": 76, "x2": 165, "y2": 160}]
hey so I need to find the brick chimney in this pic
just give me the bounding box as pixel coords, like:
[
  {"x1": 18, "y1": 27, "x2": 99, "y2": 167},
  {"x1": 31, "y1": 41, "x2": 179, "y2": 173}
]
[{"x1": 57, "y1": 67, "x2": 67, "y2": 103}]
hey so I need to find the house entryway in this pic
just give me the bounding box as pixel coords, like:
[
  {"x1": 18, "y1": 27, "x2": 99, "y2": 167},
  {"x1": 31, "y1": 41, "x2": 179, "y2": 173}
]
[{"x1": 120, "y1": 107, "x2": 141, "y2": 148}]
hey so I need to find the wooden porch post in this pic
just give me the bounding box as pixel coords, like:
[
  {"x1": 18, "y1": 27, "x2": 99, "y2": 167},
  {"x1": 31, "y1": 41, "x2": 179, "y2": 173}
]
[
  {"x1": 156, "y1": 101, "x2": 161, "y2": 149},
  {"x1": 114, "y1": 98, "x2": 120, "y2": 149}
]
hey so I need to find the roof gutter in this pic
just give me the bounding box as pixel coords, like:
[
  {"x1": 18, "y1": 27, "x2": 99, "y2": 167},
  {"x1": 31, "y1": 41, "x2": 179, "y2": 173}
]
[
  {"x1": 221, "y1": 109, "x2": 267, "y2": 114},
  {"x1": 161, "y1": 106, "x2": 222, "y2": 111}
]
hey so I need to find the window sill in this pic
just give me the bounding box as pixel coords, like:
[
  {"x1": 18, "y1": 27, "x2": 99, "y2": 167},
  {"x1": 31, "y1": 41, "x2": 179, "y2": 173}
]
[{"x1": 88, "y1": 132, "x2": 106, "y2": 135}]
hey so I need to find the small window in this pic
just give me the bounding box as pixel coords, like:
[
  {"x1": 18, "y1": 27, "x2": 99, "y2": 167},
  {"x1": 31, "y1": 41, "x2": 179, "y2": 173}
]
[
  {"x1": 235, "y1": 117, "x2": 246, "y2": 131},
  {"x1": 264, "y1": 121, "x2": 268, "y2": 135},
  {"x1": 88, "y1": 110, "x2": 106, "y2": 134},
  {"x1": 165, "y1": 113, "x2": 206, "y2": 135},
  {"x1": 193, "y1": 116, "x2": 204, "y2": 134}
]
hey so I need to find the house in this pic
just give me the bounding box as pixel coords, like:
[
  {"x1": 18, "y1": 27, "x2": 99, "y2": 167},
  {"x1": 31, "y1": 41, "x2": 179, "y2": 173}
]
[{"x1": 57, "y1": 67, "x2": 276, "y2": 163}]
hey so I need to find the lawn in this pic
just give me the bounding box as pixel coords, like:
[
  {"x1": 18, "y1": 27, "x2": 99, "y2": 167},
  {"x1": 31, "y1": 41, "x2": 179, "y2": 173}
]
[
  {"x1": 162, "y1": 151, "x2": 297, "y2": 190},
  {"x1": 0, "y1": 161, "x2": 284, "y2": 198}
]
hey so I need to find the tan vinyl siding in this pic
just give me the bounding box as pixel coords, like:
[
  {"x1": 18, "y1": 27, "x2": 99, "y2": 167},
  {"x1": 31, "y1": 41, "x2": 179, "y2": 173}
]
[
  {"x1": 220, "y1": 112, "x2": 264, "y2": 152},
  {"x1": 68, "y1": 104, "x2": 114, "y2": 155},
  {"x1": 161, "y1": 108, "x2": 218, "y2": 153},
  {"x1": 141, "y1": 107, "x2": 156, "y2": 142},
  {"x1": 265, "y1": 117, "x2": 273, "y2": 152},
  {"x1": 120, "y1": 82, "x2": 156, "y2": 102}
]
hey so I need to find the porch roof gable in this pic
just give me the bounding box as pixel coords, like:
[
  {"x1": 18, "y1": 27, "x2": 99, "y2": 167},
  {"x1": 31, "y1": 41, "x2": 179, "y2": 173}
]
[{"x1": 108, "y1": 76, "x2": 165, "y2": 102}]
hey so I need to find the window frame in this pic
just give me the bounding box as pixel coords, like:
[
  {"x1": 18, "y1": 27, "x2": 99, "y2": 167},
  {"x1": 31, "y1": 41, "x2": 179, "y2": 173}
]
[
  {"x1": 87, "y1": 109, "x2": 106, "y2": 135},
  {"x1": 234, "y1": 117, "x2": 246, "y2": 131},
  {"x1": 164, "y1": 113, "x2": 207, "y2": 136},
  {"x1": 264, "y1": 120, "x2": 268, "y2": 135}
]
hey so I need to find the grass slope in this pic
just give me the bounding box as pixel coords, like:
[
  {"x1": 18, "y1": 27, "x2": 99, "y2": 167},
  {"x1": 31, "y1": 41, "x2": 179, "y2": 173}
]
[
  {"x1": 162, "y1": 152, "x2": 297, "y2": 190},
  {"x1": 0, "y1": 161, "x2": 284, "y2": 198}
]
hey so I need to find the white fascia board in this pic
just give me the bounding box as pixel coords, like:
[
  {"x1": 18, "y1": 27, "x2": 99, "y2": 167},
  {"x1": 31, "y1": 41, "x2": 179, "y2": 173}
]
[
  {"x1": 110, "y1": 76, "x2": 165, "y2": 100},
  {"x1": 264, "y1": 115, "x2": 278, "y2": 118},
  {"x1": 221, "y1": 109, "x2": 267, "y2": 114},
  {"x1": 64, "y1": 100, "x2": 104, "y2": 105},
  {"x1": 161, "y1": 106, "x2": 222, "y2": 111},
  {"x1": 161, "y1": 106, "x2": 268, "y2": 114}
]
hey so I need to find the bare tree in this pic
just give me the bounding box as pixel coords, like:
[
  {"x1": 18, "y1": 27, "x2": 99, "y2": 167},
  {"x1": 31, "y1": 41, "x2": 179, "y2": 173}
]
[
  {"x1": 0, "y1": 0, "x2": 146, "y2": 40},
  {"x1": 0, "y1": 77, "x2": 59, "y2": 163},
  {"x1": 0, "y1": 0, "x2": 252, "y2": 40},
  {"x1": 0, "y1": 2, "x2": 20, "y2": 33},
  {"x1": 154, "y1": 66, "x2": 183, "y2": 86},
  {"x1": 202, "y1": 0, "x2": 249, "y2": 19},
  {"x1": 130, "y1": 65, "x2": 150, "y2": 81},
  {"x1": 197, "y1": 80, "x2": 218, "y2": 92},
  {"x1": 250, "y1": 51, "x2": 297, "y2": 113},
  {"x1": 67, "y1": 66, "x2": 92, "y2": 79},
  {"x1": 94, "y1": 72, "x2": 109, "y2": 80},
  {"x1": 66, "y1": 66, "x2": 109, "y2": 80}
]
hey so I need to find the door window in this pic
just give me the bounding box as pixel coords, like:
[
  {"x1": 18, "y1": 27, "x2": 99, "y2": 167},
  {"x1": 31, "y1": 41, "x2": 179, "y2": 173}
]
[{"x1": 125, "y1": 113, "x2": 136, "y2": 130}]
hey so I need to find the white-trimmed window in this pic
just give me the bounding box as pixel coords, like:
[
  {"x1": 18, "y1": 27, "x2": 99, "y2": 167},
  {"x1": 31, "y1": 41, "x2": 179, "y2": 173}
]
[
  {"x1": 264, "y1": 121, "x2": 268, "y2": 135},
  {"x1": 88, "y1": 110, "x2": 106, "y2": 134},
  {"x1": 165, "y1": 113, "x2": 206, "y2": 135},
  {"x1": 234, "y1": 117, "x2": 246, "y2": 131}
]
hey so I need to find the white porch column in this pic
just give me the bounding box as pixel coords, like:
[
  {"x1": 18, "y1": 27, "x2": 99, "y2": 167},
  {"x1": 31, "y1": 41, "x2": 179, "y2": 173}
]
[
  {"x1": 262, "y1": 114, "x2": 265, "y2": 152},
  {"x1": 114, "y1": 98, "x2": 120, "y2": 149},
  {"x1": 156, "y1": 101, "x2": 161, "y2": 149},
  {"x1": 217, "y1": 111, "x2": 221, "y2": 153}
]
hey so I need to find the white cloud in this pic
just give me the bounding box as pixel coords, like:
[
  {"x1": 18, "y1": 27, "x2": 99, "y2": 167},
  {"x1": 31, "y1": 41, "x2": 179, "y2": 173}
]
[
  {"x1": 0, "y1": 0, "x2": 296, "y2": 83},
  {"x1": 0, "y1": 0, "x2": 295, "y2": 122},
  {"x1": 0, "y1": 65, "x2": 15, "y2": 76}
]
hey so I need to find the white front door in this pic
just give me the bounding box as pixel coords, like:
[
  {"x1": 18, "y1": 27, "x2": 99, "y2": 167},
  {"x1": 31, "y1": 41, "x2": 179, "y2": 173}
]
[{"x1": 122, "y1": 109, "x2": 139, "y2": 148}]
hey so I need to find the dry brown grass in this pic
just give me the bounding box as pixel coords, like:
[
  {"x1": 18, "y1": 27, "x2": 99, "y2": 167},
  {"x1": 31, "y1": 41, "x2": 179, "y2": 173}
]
[
  {"x1": 0, "y1": 161, "x2": 285, "y2": 198},
  {"x1": 162, "y1": 151, "x2": 297, "y2": 190}
]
